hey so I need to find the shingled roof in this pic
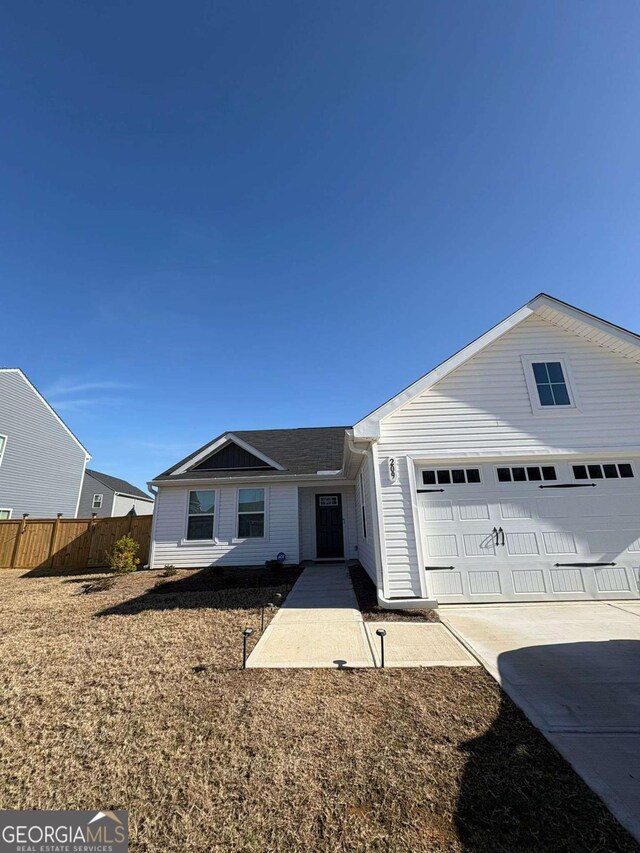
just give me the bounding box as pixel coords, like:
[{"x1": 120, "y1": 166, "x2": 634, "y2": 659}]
[
  {"x1": 156, "y1": 426, "x2": 350, "y2": 481},
  {"x1": 87, "y1": 469, "x2": 154, "y2": 500}
]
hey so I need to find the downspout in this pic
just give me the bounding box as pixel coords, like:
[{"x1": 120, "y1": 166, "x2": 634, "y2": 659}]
[
  {"x1": 346, "y1": 433, "x2": 438, "y2": 611},
  {"x1": 145, "y1": 484, "x2": 159, "y2": 570}
]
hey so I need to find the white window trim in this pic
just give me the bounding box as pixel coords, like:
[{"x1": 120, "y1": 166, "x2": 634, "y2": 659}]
[
  {"x1": 233, "y1": 487, "x2": 269, "y2": 542},
  {"x1": 0, "y1": 435, "x2": 7, "y2": 467},
  {"x1": 92, "y1": 494, "x2": 103, "y2": 509},
  {"x1": 181, "y1": 488, "x2": 219, "y2": 545},
  {"x1": 359, "y1": 470, "x2": 368, "y2": 541},
  {"x1": 0, "y1": 508, "x2": 12, "y2": 519},
  {"x1": 521, "y1": 354, "x2": 581, "y2": 415}
]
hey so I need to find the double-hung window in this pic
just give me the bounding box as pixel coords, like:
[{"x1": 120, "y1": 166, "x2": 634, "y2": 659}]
[
  {"x1": 0, "y1": 435, "x2": 6, "y2": 467},
  {"x1": 237, "y1": 488, "x2": 265, "y2": 538},
  {"x1": 187, "y1": 490, "x2": 216, "y2": 540},
  {"x1": 92, "y1": 494, "x2": 103, "y2": 509}
]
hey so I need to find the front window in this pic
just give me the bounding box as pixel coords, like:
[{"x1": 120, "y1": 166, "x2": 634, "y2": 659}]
[
  {"x1": 238, "y1": 488, "x2": 265, "y2": 538},
  {"x1": 531, "y1": 361, "x2": 571, "y2": 407},
  {"x1": 187, "y1": 490, "x2": 216, "y2": 540},
  {"x1": 92, "y1": 494, "x2": 103, "y2": 509}
]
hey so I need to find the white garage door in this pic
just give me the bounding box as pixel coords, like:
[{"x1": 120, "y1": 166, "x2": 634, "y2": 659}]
[{"x1": 418, "y1": 459, "x2": 640, "y2": 603}]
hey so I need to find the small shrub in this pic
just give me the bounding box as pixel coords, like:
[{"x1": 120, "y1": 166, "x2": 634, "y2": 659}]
[
  {"x1": 161, "y1": 564, "x2": 178, "y2": 577},
  {"x1": 265, "y1": 559, "x2": 286, "y2": 569},
  {"x1": 106, "y1": 534, "x2": 140, "y2": 575},
  {"x1": 83, "y1": 576, "x2": 117, "y2": 593}
]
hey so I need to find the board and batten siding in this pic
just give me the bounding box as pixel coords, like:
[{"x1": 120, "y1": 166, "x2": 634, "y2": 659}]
[
  {"x1": 375, "y1": 314, "x2": 640, "y2": 597},
  {"x1": 151, "y1": 482, "x2": 299, "y2": 568},
  {"x1": 0, "y1": 371, "x2": 88, "y2": 518},
  {"x1": 298, "y1": 486, "x2": 357, "y2": 562},
  {"x1": 354, "y1": 457, "x2": 376, "y2": 582}
]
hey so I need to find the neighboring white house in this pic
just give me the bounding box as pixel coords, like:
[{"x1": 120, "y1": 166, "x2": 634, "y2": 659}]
[
  {"x1": 78, "y1": 469, "x2": 155, "y2": 518},
  {"x1": 0, "y1": 369, "x2": 90, "y2": 519},
  {"x1": 149, "y1": 294, "x2": 640, "y2": 607}
]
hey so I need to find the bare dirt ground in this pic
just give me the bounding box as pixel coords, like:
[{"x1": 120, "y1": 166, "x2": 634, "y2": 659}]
[
  {"x1": 349, "y1": 562, "x2": 439, "y2": 622},
  {"x1": 0, "y1": 568, "x2": 635, "y2": 853}
]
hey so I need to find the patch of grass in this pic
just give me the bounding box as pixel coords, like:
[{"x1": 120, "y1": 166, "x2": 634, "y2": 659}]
[
  {"x1": 0, "y1": 569, "x2": 634, "y2": 852},
  {"x1": 349, "y1": 562, "x2": 439, "y2": 622}
]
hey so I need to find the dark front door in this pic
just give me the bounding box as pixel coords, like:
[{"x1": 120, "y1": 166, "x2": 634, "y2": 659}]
[{"x1": 315, "y1": 494, "x2": 344, "y2": 559}]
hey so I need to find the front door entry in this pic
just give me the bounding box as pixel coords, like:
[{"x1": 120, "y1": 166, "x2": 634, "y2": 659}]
[{"x1": 315, "y1": 494, "x2": 344, "y2": 559}]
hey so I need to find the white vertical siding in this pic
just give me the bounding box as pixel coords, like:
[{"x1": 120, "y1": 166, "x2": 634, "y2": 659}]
[
  {"x1": 376, "y1": 315, "x2": 640, "y2": 597},
  {"x1": 354, "y1": 457, "x2": 376, "y2": 582},
  {"x1": 297, "y1": 486, "x2": 357, "y2": 561},
  {"x1": 152, "y1": 482, "x2": 299, "y2": 568}
]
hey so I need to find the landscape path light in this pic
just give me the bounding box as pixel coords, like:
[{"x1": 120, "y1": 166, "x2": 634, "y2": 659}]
[
  {"x1": 376, "y1": 627, "x2": 386, "y2": 669},
  {"x1": 242, "y1": 627, "x2": 254, "y2": 669}
]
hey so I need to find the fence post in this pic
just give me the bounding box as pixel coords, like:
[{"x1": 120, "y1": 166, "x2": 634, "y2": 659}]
[
  {"x1": 88, "y1": 513, "x2": 98, "y2": 567},
  {"x1": 10, "y1": 514, "x2": 29, "y2": 569},
  {"x1": 48, "y1": 513, "x2": 63, "y2": 569}
]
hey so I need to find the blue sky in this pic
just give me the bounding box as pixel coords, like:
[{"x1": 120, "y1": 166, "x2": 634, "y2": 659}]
[{"x1": 2, "y1": 1, "x2": 640, "y2": 491}]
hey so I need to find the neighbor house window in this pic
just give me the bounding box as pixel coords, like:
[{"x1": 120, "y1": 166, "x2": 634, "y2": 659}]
[
  {"x1": 237, "y1": 488, "x2": 265, "y2": 538},
  {"x1": 0, "y1": 435, "x2": 6, "y2": 467},
  {"x1": 92, "y1": 494, "x2": 103, "y2": 509},
  {"x1": 0, "y1": 509, "x2": 11, "y2": 520},
  {"x1": 187, "y1": 490, "x2": 216, "y2": 540},
  {"x1": 359, "y1": 470, "x2": 367, "y2": 540}
]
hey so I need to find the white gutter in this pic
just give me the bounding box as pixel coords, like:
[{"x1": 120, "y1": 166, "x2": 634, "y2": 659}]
[{"x1": 346, "y1": 432, "x2": 438, "y2": 612}]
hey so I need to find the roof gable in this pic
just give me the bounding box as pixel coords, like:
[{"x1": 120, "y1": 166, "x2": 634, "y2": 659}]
[
  {"x1": 353, "y1": 294, "x2": 640, "y2": 437},
  {"x1": 156, "y1": 426, "x2": 350, "y2": 482},
  {"x1": 0, "y1": 368, "x2": 90, "y2": 457},
  {"x1": 192, "y1": 440, "x2": 275, "y2": 472}
]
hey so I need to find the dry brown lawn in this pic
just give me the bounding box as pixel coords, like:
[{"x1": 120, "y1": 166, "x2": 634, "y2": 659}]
[{"x1": 0, "y1": 568, "x2": 635, "y2": 853}]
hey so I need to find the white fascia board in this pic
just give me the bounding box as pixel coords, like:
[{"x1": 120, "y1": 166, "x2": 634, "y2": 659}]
[
  {"x1": 115, "y1": 491, "x2": 155, "y2": 501},
  {"x1": 171, "y1": 432, "x2": 285, "y2": 475},
  {"x1": 353, "y1": 305, "x2": 536, "y2": 437},
  {"x1": 1, "y1": 369, "x2": 91, "y2": 457},
  {"x1": 529, "y1": 294, "x2": 640, "y2": 353}
]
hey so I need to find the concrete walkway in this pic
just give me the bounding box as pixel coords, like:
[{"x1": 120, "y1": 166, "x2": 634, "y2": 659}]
[
  {"x1": 440, "y1": 602, "x2": 640, "y2": 843},
  {"x1": 247, "y1": 563, "x2": 375, "y2": 668},
  {"x1": 247, "y1": 564, "x2": 477, "y2": 670}
]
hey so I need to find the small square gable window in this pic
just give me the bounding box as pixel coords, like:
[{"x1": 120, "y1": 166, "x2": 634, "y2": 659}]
[{"x1": 523, "y1": 356, "x2": 576, "y2": 412}]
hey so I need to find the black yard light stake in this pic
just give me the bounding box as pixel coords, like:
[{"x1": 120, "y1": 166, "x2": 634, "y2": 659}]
[
  {"x1": 260, "y1": 602, "x2": 275, "y2": 633},
  {"x1": 275, "y1": 592, "x2": 283, "y2": 606},
  {"x1": 376, "y1": 628, "x2": 386, "y2": 669},
  {"x1": 242, "y1": 628, "x2": 254, "y2": 669}
]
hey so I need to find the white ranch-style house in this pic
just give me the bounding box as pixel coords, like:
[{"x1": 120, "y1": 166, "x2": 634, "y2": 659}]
[{"x1": 149, "y1": 294, "x2": 640, "y2": 608}]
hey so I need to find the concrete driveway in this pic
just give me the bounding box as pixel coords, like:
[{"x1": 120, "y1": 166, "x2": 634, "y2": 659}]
[{"x1": 440, "y1": 601, "x2": 640, "y2": 843}]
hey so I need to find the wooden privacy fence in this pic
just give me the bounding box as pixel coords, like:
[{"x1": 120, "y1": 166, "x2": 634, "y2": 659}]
[{"x1": 0, "y1": 514, "x2": 152, "y2": 571}]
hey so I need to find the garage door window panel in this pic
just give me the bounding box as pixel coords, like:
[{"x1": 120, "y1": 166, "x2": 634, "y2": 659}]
[
  {"x1": 422, "y1": 468, "x2": 481, "y2": 486},
  {"x1": 496, "y1": 465, "x2": 557, "y2": 483},
  {"x1": 572, "y1": 462, "x2": 635, "y2": 481}
]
